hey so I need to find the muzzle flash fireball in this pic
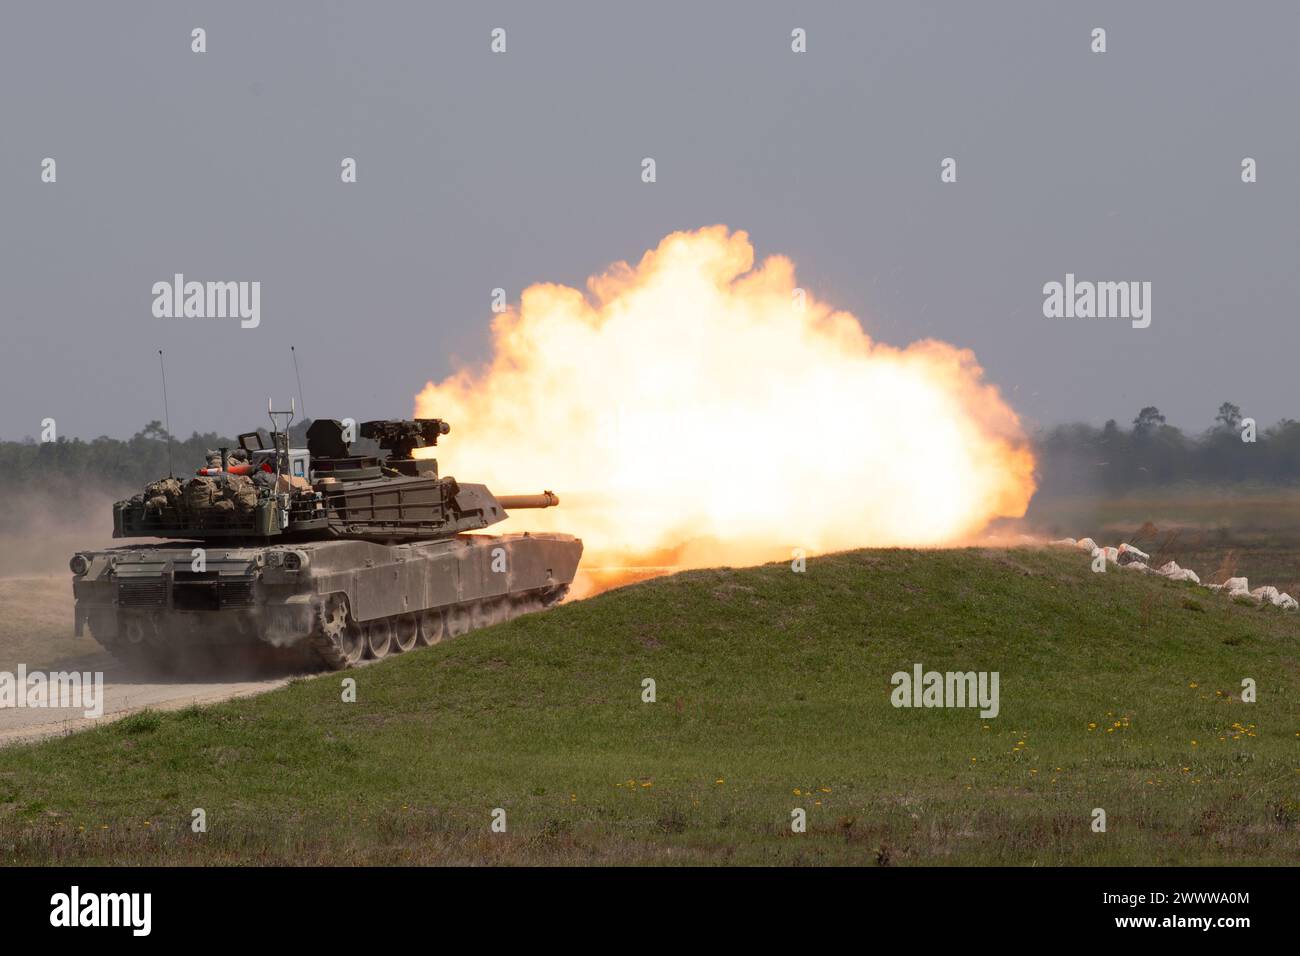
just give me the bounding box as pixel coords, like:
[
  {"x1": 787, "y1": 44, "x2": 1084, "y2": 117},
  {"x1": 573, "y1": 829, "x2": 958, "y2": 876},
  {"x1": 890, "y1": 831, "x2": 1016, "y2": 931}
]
[{"x1": 416, "y1": 226, "x2": 1036, "y2": 577}]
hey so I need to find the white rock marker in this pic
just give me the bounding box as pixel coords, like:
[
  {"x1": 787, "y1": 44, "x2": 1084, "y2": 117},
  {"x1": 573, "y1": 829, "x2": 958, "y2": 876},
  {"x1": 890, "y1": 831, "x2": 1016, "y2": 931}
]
[
  {"x1": 1060, "y1": 534, "x2": 1296, "y2": 610},
  {"x1": 1251, "y1": 585, "x2": 1281, "y2": 605},
  {"x1": 1116, "y1": 543, "x2": 1150, "y2": 566}
]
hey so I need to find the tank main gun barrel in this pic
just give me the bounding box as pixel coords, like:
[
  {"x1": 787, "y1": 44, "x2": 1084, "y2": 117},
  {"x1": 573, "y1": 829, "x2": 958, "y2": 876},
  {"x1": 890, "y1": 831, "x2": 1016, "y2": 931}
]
[{"x1": 497, "y1": 491, "x2": 560, "y2": 510}]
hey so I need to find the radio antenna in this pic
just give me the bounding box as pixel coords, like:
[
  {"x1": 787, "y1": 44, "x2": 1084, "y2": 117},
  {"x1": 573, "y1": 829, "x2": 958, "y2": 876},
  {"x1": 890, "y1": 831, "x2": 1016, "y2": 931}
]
[
  {"x1": 158, "y1": 349, "x2": 174, "y2": 478},
  {"x1": 291, "y1": 345, "x2": 307, "y2": 421}
]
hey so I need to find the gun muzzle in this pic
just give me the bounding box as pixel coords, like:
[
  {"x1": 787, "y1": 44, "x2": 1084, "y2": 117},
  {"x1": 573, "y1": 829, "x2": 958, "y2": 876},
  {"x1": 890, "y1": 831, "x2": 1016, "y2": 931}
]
[{"x1": 497, "y1": 491, "x2": 560, "y2": 510}]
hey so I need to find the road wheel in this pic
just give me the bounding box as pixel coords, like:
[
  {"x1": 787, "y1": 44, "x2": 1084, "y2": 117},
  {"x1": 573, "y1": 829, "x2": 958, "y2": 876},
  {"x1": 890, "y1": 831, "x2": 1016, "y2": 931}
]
[
  {"x1": 417, "y1": 609, "x2": 444, "y2": 647},
  {"x1": 393, "y1": 615, "x2": 418, "y2": 653},
  {"x1": 447, "y1": 604, "x2": 471, "y2": 638},
  {"x1": 472, "y1": 597, "x2": 512, "y2": 629},
  {"x1": 338, "y1": 623, "x2": 365, "y2": 666},
  {"x1": 365, "y1": 619, "x2": 393, "y2": 659}
]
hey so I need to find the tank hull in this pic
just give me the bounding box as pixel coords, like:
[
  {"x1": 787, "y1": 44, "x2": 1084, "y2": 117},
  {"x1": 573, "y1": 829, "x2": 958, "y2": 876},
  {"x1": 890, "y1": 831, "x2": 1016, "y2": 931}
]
[{"x1": 71, "y1": 533, "x2": 582, "y2": 671}]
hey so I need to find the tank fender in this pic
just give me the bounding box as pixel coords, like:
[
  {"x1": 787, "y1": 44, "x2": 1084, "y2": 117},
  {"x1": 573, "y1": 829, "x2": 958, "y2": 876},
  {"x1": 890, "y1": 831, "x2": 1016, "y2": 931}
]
[{"x1": 262, "y1": 593, "x2": 319, "y2": 647}]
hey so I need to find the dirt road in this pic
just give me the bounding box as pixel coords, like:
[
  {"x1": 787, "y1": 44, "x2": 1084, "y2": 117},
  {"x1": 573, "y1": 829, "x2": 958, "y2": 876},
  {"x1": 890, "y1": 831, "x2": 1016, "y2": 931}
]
[
  {"x1": 0, "y1": 575, "x2": 305, "y2": 746},
  {"x1": 0, "y1": 650, "x2": 303, "y2": 747}
]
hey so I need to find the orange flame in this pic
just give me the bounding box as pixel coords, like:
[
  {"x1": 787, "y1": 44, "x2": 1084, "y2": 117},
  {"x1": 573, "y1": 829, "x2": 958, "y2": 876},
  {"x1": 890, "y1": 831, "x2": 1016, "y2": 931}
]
[{"x1": 415, "y1": 227, "x2": 1035, "y2": 588}]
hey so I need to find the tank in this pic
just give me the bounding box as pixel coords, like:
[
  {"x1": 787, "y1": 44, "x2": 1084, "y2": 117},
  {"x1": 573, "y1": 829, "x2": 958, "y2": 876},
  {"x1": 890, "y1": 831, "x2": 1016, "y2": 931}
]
[{"x1": 69, "y1": 410, "x2": 583, "y2": 671}]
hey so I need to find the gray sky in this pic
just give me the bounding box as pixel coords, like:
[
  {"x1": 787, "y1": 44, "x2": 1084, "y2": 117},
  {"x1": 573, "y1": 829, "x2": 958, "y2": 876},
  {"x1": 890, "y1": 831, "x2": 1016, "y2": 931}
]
[{"x1": 2, "y1": 1, "x2": 1297, "y2": 441}]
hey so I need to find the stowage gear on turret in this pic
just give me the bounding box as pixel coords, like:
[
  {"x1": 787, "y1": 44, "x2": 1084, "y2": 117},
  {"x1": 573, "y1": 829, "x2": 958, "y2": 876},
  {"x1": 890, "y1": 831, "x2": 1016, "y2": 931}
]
[{"x1": 127, "y1": 471, "x2": 259, "y2": 520}]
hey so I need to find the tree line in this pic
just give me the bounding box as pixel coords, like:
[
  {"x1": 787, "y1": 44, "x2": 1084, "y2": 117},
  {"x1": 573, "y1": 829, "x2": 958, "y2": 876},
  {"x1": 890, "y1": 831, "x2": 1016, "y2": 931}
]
[
  {"x1": 0, "y1": 420, "x2": 317, "y2": 496},
  {"x1": 2, "y1": 404, "x2": 1299, "y2": 498},
  {"x1": 1035, "y1": 403, "x2": 1300, "y2": 494}
]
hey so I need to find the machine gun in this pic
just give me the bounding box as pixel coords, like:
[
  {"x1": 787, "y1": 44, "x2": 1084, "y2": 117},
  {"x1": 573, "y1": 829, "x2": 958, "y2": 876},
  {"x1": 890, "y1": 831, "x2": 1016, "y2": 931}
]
[
  {"x1": 360, "y1": 419, "x2": 451, "y2": 461},
  {"x1": 304, "y1": 418, "x2": 449, "y2": 479}
]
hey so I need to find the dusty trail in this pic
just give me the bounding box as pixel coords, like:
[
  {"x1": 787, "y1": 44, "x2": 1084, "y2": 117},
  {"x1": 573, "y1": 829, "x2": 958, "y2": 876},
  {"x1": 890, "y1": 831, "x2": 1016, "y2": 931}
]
[
  {"x1": 0, "y1": 651, "x2": 301, "y2": 746},
  {"x1": 0, "y1": 574, "x2": 307, "y2": 747}
]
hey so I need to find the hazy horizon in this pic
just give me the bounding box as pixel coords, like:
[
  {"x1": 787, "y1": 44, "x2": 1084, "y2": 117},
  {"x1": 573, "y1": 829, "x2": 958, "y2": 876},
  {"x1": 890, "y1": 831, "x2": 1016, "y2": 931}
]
[{"x1": 4, "y1": 1, "x2": 1298, "y2": 440}]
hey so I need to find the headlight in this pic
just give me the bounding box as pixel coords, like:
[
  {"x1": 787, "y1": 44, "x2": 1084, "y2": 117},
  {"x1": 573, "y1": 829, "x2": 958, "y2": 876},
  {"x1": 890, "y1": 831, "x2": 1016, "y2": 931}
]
[
  {"x1": 69, "y1": 554, "x2": 90, "y2": 575},
  {"x1": 283, "y1": 551, "x2": 305, "y2": 571}
]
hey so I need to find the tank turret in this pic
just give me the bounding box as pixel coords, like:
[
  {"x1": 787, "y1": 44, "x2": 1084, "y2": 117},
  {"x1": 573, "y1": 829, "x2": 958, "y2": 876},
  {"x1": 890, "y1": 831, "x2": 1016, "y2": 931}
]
[
  {"x1": 112, "y1": 418, "x2": 560, "y2": 543},
  {"x1": 71, "y1": 413, "x2": 583, "y2": 672}
]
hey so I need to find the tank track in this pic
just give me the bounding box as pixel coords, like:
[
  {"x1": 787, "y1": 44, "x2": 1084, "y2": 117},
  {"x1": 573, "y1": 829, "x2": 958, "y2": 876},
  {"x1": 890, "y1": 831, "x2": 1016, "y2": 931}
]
[
  {"x1": 91, "y1": 585, "x2": 569, "y2": 674},
  {"x1": 309, "y1": 584, "x2": 569, "y2": 670}
]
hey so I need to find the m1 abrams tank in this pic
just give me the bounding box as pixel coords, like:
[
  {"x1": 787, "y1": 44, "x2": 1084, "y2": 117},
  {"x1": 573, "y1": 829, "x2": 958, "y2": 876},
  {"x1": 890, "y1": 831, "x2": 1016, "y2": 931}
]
[{"x1": 69, "y1": 408, "x2": 582, "y2": 671}]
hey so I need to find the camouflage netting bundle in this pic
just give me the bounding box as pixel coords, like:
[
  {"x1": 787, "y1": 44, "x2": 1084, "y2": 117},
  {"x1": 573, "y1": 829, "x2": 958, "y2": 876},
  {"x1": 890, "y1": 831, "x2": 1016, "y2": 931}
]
[
  {"x1": 222, "y1": 474, "x2": 258, "y2": 512},
  {"x1": 180, "y1": 474, "x2": 261, "y2": 516},
  {"x1": 203, "y1": 448, "x2": 251, "y2": 469},
  {"x1": 183, "y1": 476, "x2": 219, "y2": 512},
  {"x1": 143, "y1": 477, "x2": 184, "y2": 513}
]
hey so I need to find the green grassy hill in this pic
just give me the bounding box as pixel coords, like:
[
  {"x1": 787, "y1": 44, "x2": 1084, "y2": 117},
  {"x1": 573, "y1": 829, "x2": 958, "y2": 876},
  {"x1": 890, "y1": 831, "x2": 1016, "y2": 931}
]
[{"x1": 1, "y1": 546, "x2": 1297, "y2": 865}]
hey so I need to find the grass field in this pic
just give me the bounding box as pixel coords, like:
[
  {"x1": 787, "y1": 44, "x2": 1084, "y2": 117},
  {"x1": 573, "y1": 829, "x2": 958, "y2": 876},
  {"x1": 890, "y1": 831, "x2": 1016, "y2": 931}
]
[{"x1": 0, "y1": 544, "x2": 1296, "y2": 866}]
